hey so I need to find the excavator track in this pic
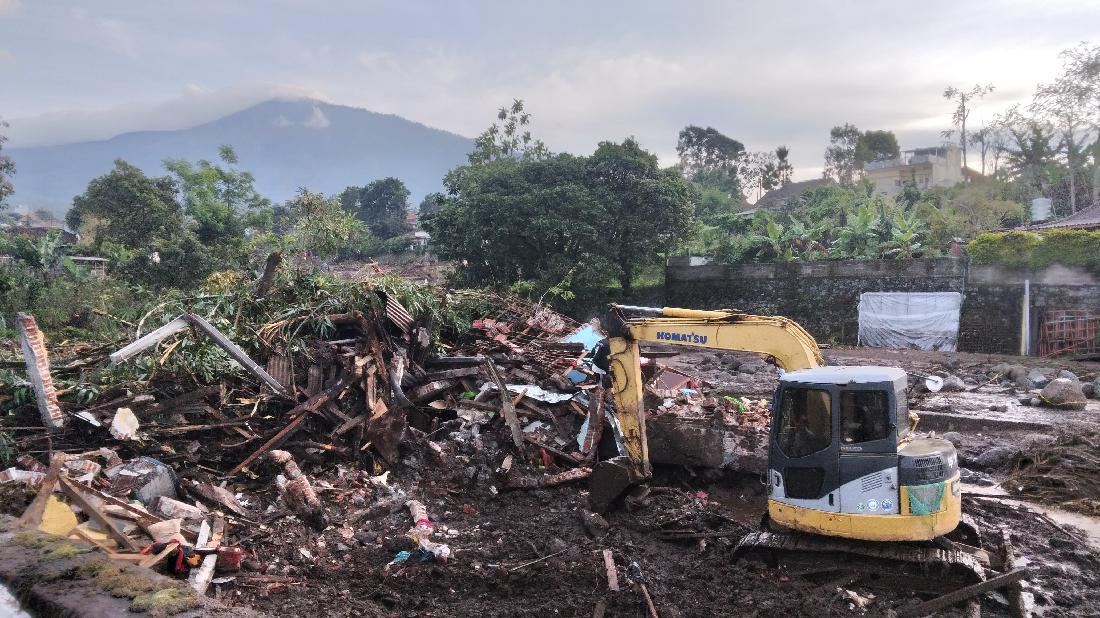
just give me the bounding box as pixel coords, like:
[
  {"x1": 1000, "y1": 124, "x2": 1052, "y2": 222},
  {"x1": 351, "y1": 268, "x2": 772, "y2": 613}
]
[{"x1": 734, "y1": 530, "x2": 988, "y2": 589}]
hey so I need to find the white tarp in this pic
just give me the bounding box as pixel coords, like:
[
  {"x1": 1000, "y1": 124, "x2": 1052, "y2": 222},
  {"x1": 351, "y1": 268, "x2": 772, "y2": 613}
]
[{"x1": 857, "y1": 292, "x2": 963, "y2": 352}]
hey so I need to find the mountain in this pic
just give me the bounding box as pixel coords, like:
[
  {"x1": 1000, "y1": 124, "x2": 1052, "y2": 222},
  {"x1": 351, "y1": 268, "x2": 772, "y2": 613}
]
[{"x1": 6, "y1": 99, "x2": 474, "y2": 216}]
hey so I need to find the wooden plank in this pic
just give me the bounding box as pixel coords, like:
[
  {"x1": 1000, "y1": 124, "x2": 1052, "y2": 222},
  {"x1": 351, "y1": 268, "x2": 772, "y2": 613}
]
[
  {"x1": 189, "y1": 515, "x2": 224, "y2": 594},
  {"x1": 228, "y1": 377, "x2": 351, "y2": 475},
  {"x1": 897, "y1": 569, "x2": 1029, "y2": 617},
  {"x1": 485, "y1": 360, "x2": 523, "y2": 449},
  {"x1": 138, "y1": 542, "x2": 177, "y2": 569},
  {"x1": 110, "y1": 316, "x2": 191, "y2": 364},
  {"x1": 58, "y1": 477, "x2": 141, "y2": 552},
  {"x1": 602, "y1": 550, "x2": 620, "y2": 592},
  {"x1": 185, "y1": 313, "x2": 286, "y2": 395},
  {"x1": 19, "y1": 453, "x2": 65, "y2": 529}
]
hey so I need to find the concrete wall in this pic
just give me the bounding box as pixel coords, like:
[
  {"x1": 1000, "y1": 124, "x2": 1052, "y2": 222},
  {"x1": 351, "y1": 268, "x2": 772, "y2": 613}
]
[{"x1": 666, "y1": 257, "x2": 1100, "y2": 354}]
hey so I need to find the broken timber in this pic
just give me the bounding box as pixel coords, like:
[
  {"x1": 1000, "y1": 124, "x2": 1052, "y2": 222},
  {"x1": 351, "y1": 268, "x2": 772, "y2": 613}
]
[
  {"x1": 485, "y1": 359, "x2": 523, "y2": 448},
  {"x1": 897, "y1": 568, "x2": 1029, "y2": 617},
  {"x1": 228, "y1": 377, "x2": 351, "y2": 475},
  {"x1": 109, "y1": 312, "x2": 286, "y2": 395},
  {"x1": 16, "y1": 313, "x2": 65, "y2": 429}
]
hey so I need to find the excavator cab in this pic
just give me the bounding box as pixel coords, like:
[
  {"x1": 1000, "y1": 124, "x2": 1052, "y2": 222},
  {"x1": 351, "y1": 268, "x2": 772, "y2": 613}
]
[{"x1": 768, "y1": 367, "x2": 961, "y2": 541}]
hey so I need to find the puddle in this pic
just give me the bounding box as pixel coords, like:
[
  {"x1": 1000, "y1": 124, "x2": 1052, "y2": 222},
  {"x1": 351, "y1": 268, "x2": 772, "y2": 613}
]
[
  {"x1": 962, "y1": 482, "x2": 1100, "y2": 551},
  {"x1": 0, "y1": 584, "x2": 31, "y2": 618}
]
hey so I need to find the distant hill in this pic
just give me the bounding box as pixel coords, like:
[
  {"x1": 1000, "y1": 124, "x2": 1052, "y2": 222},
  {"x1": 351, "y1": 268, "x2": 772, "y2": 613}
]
[{"x1": 6, "y1": 99, "x2": 474, "y2": 216}]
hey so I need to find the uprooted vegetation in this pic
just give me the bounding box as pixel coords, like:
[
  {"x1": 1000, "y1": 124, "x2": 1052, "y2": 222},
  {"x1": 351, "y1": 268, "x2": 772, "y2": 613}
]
[{"x1": 1008, "y1": 431, "x2": 1100, "y2": 515}]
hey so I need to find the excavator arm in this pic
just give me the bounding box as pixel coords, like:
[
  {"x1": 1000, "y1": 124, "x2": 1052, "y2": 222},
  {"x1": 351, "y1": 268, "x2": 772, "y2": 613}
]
[{"x1": 589, "y1": 305, "x2": 824, "y2": 510}]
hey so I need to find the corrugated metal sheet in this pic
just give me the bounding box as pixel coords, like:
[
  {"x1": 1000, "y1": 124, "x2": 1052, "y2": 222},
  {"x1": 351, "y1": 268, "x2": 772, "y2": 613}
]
[{"x1": 385, "y1": 294, "x2": 415, "y2": 334}]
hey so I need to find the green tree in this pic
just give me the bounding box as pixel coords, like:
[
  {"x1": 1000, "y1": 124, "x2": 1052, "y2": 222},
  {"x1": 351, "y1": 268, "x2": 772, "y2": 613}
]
[
  {"x1": 425, "y1": 155, "x2": 609, "y2": 301},
  {"x1": 1054, "y1": 43, "x2": 1100, "y2": 206},
  {"x1": 823, "y1": 123, "x2": 861, "y2": 186},
  {"x1": 942, "y1": 84, "x2": 995, "y2": 169},
  {"x1": 775, "y1": 146, "x2": 794, "y2": 186},
  {"x1": 163, "y1": 145, "x2": 271, "y2": 254},
  {"x1": 340, "y1": 177, "x2": 411, "y2": 239},
  {"x1": 67, "y1": 160, "x2": 183, "y2": 249},
  {"x1": 588, "y1": 138, "x2": 697, "y2": 295},
  {"x1": 468, "y1": 99, "x2": 550, "y2": 165},
  {"x1": 418, "y1": 192, "x2": 445, "y2": 217},
  {"x1": 676, "y1": 125, "x2": 746, "y2": 196},
  {"x1": 283, "y1": 189, "x2": 363, "y2": 259},
  {"x1": 0, "y1": 119, "x2": 13, "y2": 211},
  {"x1": 856, "y1": 130, "x2": 900, "y2": 164},
  {"x1": 1003, "y1": 117, "x2": 1060, "y2": 197}
]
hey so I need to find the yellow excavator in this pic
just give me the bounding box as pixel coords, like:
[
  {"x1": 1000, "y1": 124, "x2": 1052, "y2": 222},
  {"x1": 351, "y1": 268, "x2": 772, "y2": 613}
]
[{"x1": 592, "y1": 305, "x2": 981, "y2": 579}]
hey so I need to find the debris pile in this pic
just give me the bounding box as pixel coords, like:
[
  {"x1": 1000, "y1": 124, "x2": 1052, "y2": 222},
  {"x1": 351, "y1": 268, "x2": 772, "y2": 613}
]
[{"x1": 1008, "y1": 431, "x2": 1100, "y2": 515}]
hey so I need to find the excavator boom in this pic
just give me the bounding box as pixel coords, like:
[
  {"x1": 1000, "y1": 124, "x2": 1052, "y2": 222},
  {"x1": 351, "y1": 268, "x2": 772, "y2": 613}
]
[{"x1": 604, "y1": 305, "x2": 824, "y2": 471}]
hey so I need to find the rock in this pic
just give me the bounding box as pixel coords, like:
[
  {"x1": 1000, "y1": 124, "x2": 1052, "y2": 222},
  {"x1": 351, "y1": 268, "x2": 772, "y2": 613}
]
[
  {"x1": 1057, "y1": 369, "x2": 1079, "y2": 381},
  {"x1": 1039, "y1": 378, "x2": 1087, "y2": 410},
  {"x1": 990, "y1": 362, "x2": 1013, "y2": 376},
  {"x1": 1021, "y1": 433, "x2": 1056, "y2": 450},
  {"x1": 1027, "y1": 369, "x2": 1051, "y2": 389},
  {"x1": 974, "y1": 446, "x2": 1019, "y2": 470},
  {"x1": 1030, "y1": 397, "x2": 1042, "y2": 406},
  {"x1": 959, "y1": 467, "x2": 997, "y2": 486},
  {"x1": 1083, "y1": 382, "x2": 1095, "y2": 398},
  {"x1": 941, "y1": 354, "x2": 960, "y2": 370},
  {"x1": 1015, "y1": 376, "x2": 1034, "y2": 390},
  {"x1": 1090, "y1": 378, "x2": 1100, "y2": 399},
  {"x1": 739, "y1": 364, "x2": 759, "y2": 375},
  {"x1": 941, "y1": 432, "x2": 964, "y2": 448},
  {"x1": 720, "y1": 356, "x2": 742, "y2": 370},
  {"x1": 940, "y1": 375, "x2": 967, "y2": 392},
  {"x1": 580, "y1": 510, "x2": 610, "y2": 537},
  {"x1": 1018, "y1": 397, "x2": 1032, "y2": 406},
  {"x1": 702, "y1": 354, "x2": 720, "y2": 365},
  {"x1": 549, "y1": 537, "x2": 569, "y2": 553},
  {"x1": 1007, "y1": 365, "x2": 1029, "y2": 381},
  {"x1": 988, "y1": 404, "x2": 1008, "y2": 412}
]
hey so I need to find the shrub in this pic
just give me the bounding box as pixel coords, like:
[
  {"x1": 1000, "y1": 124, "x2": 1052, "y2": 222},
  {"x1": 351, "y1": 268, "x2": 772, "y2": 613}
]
[
  {"x1": 966, "y1": 229, "x2": 1100, "y2": 271},
  {"x1": 966, "y1": 231, "x2": 1041, "y2": 267}
]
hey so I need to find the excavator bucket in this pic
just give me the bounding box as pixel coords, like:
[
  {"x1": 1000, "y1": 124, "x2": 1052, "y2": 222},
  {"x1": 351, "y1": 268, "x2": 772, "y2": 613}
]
[{"x1": 588, "y1": 456, "x2": 641, "y2": 513}]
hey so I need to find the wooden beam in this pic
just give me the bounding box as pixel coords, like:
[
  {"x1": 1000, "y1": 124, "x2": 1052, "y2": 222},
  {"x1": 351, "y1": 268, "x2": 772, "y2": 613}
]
[
  {"x1": 485, "y1": 360, "x2": 522, "y2": 448},
  {"x1": 19, "y1": 453, "x2": 65, "y2": 529},
  {"x1": 189, "y1": 515, "x2": 224, "y2": 594},
  {"x1": 228, "y1": 377, "x2": 351, "y2": 475},
  {"x1": 602, "y1": 550, "x2": 620, "y2": 592},
  {"x1": 897, "y1": 569, "x2": 1029, "y2": 617},
  {"x1": 58, "y1": 477, "x2": 141, "y2": 552}
]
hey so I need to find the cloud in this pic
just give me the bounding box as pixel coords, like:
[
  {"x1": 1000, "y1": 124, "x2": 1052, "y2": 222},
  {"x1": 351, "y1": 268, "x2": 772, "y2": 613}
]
[
  {"x1": 0, "y1": 49, "x2": 13, "y2": 62},
  {"x1": 303, "y1": 105, "x2": 330, "y2": 128},
  {"x1": 7, "y1": 83, "x2": 331, "y2": 147},
  {"x1": 0, "y1": 0, "x2": 19, "y2": 16}
]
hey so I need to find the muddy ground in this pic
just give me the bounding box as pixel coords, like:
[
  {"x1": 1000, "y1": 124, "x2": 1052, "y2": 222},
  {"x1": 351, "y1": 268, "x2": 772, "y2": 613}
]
[{"x1": 168, "y1": 347, "x2": 1100, "y2": 618}]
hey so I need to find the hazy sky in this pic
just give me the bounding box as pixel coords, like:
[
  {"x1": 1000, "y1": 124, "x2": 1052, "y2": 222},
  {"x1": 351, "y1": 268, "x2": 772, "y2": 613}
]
[{"x1": 2, "y1": 0, "x2": 1098, "y2": 179}]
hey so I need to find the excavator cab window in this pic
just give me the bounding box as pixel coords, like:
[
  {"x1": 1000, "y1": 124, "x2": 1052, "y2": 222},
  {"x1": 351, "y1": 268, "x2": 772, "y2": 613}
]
[
  {"x1": 777, "y1": 388, "x2": 832, "y2": 457},
  {"x1": 840, "y1": 390, "x2": 890, "y2": 444}
]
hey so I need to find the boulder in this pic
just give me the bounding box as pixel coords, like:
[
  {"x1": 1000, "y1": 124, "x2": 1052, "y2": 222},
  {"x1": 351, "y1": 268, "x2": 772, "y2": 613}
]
[
  {"x1": 1039, "y1": 378, "x2": 1087, "y2": 410},
  {"x1": 1014, "y1": 376, "x2": 1034, "y2": 390},
  {"x1": 720, "y1": 356, "x2": 742, "y2": 370},
  {"x1": 990, "y1": 362, "x2": 1014, "y2": 376},
  {"x1": 1007, "y1": 365, "x2": 1029, "y2": 381},
  {"x1": 1083, "y1": 382, "x2": 1094, "y2": 398},
  {"x1": 1057, "y1": 369, "x2": 1079, "y2": 382},
  {"x1": 1027, "y1": 369, "x2": 1051, "y2": 389},
  {"x1": 974, "y1": 446, "x2": 1019, "y2": 470},
  {"x1": 941, "y1": 431, "x2": 964, "y2": 448},
  {"x1": 940, "y1": 375, "x2": 967, "y2": 392},
  {"x1": 1089, "y1": 378, "x2": 1100, "y2": 399},
  {"x1": 1020, "y1": 433, "x2": 1056, "y2": 450}
]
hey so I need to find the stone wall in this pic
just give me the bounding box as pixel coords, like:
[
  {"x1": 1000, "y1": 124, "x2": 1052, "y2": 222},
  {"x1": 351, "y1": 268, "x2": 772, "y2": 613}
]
[{"x1": 665, "y1": 257, "x2": 1100, "y2": 354}]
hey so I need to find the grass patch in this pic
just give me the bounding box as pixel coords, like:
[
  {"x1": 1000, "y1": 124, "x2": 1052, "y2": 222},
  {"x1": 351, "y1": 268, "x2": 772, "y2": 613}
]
[{"x1": 130, "y1": 586, "x2": 203, "y2": 616}]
